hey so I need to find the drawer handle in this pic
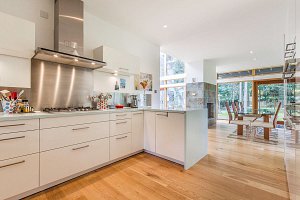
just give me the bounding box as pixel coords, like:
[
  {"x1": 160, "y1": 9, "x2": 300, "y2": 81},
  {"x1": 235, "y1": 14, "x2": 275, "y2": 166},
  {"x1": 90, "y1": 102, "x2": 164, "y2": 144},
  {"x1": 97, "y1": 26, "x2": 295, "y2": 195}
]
[
  {"x1": 132, "y1": 113, "x2": 143, "y2": 115},
  {"x1": 0, "y1": 123, "x2": 26, "y2": 128},
  {"x1": 72, "y1": 145, "x2": 90, "y2": 151},
  {"x1": 0, "y1": 160, "x2": 25, "y2": 169},
  {"x1": 0, "y1": 136, "x2": 25, "y2": 142},
  {"x1": 116, "y1": 136, "x2": 128, "y2": 140},
  {"x1": 116, "y1": 114, "x2": 127, "y2": 117},
  {"x1": 72, "y1": 127, "x2": 90, "y2": 131},
  {"x1": 156, "y1": 113, "x2": 168, "y2": 117},
  {"x1": 116, "y1": 121, "x2": 127, "y2": 125},
  {"x1": 119, "y1": 67, "x2": 129, "y2": 71}
]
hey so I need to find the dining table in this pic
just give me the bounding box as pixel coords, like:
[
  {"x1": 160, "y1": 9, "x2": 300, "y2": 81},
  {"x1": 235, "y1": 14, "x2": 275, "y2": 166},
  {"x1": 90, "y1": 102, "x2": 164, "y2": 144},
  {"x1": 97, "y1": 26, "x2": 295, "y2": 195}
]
[{"x1": 237, "y1": 111, "x2": 275, "y2": 140}]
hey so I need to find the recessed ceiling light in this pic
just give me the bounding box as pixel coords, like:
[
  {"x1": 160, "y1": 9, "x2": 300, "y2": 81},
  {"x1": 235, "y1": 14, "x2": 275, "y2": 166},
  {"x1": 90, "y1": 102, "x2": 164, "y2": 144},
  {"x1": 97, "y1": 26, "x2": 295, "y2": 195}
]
[
  {"x1": 114, "y1": 70, "x2": 118, "y2": 73},
  {"x1": 91, "y1": 62, "x2": 95, "y2": 65},
  {"x1": 53, "y1": 54, "x2": 58, "y2": 58},
  {"x1": 250, "y1": 50, "x2": 254, "y2": 54},
  {"x1": 253, "y1": 58, "x2": 257, "y2": 61},
  {"x1": 113, "y1": 73, "x2": 118, "y2": 76},
  {"x1": 74, "y1": 58, "x2": 78, "y2": 62},
  {"x1": 163, "y1": 25, "x2": 168, "y2": 28}
]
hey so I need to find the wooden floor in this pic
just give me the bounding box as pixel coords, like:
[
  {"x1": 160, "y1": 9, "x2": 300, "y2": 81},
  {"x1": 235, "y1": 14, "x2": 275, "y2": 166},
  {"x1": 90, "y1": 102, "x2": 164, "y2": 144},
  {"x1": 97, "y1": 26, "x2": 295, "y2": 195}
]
[{"x1": 26, "y1": 121, "x2": 290, "y2": 200}]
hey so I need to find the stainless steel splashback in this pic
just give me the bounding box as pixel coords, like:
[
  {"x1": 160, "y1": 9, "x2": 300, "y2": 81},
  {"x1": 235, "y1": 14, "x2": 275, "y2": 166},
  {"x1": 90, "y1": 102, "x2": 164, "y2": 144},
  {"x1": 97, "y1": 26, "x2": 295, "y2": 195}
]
[{"x1": 31, "y1": 59, "x2": 93, "y2": 110}]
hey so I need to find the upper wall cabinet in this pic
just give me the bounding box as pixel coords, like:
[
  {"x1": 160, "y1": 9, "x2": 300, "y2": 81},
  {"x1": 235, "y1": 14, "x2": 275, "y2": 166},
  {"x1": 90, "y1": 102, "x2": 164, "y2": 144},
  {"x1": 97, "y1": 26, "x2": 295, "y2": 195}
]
[
  {"x1": 0, "y1": 12, "x2": 35, "y2": 59},
  {"x1": 93, "y1": 46, "x2": 140, "y2": 75}
]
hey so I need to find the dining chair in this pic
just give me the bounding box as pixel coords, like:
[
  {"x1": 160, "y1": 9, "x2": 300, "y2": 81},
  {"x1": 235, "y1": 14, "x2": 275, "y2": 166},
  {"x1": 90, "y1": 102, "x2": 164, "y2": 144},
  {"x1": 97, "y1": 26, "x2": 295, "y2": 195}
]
[
  {"x1": 240, "y1": 102, "x2": 244, "y2": 113},
  {"x1": 251, "y1": 102, "x2": 282, "y2": 139},
  {"x1": 225, "y1": 102, "x2": 251, "y2": 134},
  {"x1": 231, "y1": 102, "x2": 238, "y2": 120},
  {"x1": 235, "y1": 102, "x2": 240, "y2": 113}
]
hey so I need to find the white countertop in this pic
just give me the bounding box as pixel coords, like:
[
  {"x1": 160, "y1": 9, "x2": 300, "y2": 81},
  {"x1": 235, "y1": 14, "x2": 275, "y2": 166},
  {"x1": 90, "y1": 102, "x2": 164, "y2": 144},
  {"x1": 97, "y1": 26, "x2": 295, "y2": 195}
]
[{"x1": 0, "y1": 107, "x2": 205, "y2": 122}]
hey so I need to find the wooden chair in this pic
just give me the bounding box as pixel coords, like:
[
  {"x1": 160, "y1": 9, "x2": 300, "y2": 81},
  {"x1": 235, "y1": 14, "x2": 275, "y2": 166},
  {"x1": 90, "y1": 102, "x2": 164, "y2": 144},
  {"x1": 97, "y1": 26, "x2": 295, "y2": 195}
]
[
  {"x1": 251, "y1": 102, "x2": 282, "y2": 139},
  {"x1": 225, "y1": 102, "x2": 251, "y2": 127},
  {"x1": 240, "y1": 102, "x2": 244, "y2": 113},
  {"x1": 231, "y1": 102, "x2": 238, "y2": 120}
]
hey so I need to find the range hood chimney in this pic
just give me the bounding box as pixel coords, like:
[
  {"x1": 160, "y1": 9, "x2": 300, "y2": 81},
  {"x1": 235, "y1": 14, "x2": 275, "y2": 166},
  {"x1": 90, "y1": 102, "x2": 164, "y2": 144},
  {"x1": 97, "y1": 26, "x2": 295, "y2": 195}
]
[
  {"x1": 32, "y1": 0, "x2": 106, "y2": 69},
  {"x1": 55, "y1": 0, "x2": 83, "y2": 56}
]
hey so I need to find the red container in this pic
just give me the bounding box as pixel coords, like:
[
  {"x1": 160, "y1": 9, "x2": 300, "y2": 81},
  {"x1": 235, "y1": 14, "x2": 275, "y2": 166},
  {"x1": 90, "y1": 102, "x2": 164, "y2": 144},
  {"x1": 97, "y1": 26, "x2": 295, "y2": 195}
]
[{"x1": 115, "y1": 104, "x2": 124, "y2": 109}]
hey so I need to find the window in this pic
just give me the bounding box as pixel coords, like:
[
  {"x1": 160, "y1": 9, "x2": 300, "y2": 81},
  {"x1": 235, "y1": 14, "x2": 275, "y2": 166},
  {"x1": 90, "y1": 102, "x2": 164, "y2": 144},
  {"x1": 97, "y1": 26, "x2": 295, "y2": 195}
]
[{"x1": 160, "y1": 52, "x2": 186, "y2": 109}]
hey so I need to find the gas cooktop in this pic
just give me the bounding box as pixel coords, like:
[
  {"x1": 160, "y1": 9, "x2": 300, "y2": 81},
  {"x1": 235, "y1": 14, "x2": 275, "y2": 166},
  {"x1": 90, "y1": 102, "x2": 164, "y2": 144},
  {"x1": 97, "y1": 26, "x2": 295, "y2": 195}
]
[{"x1": 43, "y1": 107, "x2": 97, "y2": 113}]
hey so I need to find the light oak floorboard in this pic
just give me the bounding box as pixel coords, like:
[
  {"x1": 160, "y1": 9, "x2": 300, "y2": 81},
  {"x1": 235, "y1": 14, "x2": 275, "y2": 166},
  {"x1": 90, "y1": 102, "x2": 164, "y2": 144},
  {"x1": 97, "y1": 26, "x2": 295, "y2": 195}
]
[{"x1": 25, "y1": 121, "x2": 290, "y2": 200}]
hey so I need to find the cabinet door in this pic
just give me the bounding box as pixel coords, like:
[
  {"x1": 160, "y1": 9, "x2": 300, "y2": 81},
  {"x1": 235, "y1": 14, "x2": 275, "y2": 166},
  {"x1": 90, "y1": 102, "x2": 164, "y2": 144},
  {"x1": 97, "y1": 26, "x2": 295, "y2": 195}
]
[
  {"x1": 0, "y1": 154, "x2": 39, "y2": 200},
  {"x1": 110, "y1": 133, "x2": 132, "y2": 160},
  {"x1": 155, "y1": 112, "x2": 185, "y2": 162},
  {"x1": 144, "y1": 111, "x2": 156, "y2": 152},
  {"x1": 40, "y1": 138, "x2": 109, "y2": 186},
  {"x1": 132, "y1": 112, "x2": 144, "y2": 152}
]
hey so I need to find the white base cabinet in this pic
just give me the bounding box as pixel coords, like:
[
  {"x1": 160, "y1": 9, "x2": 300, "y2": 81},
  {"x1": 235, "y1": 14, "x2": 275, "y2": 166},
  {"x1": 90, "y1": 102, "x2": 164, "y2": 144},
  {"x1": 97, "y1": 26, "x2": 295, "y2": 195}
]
[
  {"x1": 40, "y1": 138, "x2": 109, "y2": 186},
  {"x1": 155, "y1": 112, "x2": 185, "y2": 162},
  {"x1": 0, "y1": 154, "x2": 39, "y2": 200},
  {"x1": 132, "y1": 112, "x2": 144, "y2": 152},
  {"x1": 110, "y1": 133, "x2": 132, "y2": 160}
]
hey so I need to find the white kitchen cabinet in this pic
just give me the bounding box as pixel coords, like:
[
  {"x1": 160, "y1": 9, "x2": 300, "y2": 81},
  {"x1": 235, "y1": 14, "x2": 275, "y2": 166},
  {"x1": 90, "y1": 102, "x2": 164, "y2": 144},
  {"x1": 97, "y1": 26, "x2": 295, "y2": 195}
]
[
  {"x1": 155, "y1": 112, "x2": 185, "y2": 162},
  {"x1": 110, "y1": 133, "x2": 132, "y2": 160},
  {"x1": 40, "y1": 122, "x2": 109, "y2": 151},
  {"x1": 0, "y1": 130, "x2": 39, "y2": 161},
  {"x1": 109, "y1": 112, "x2": 132, "y2": 121},
  {"x1": 40, "y1": 114, "x2": 109, "y2": 129},
  {"x1": 93, "y1": 46, "x2": 140, "y2": 74},
  {"x1": 40, "y1": 138, "x2": 109, "y2": 186},
  {"x1": 0, "y1": 119, "x2": 39, "y2": 134},
  {"x1": 109, "y1": 119, "x2": 132, "y2": 136},
  {"x1": 0, "y1": 153, "x2": 39, "y2": 200},
  {"x1": 131, "y1": 111, "x2": 144, "y2": 152},
  {"x1": 0, "y1": 12, "x2": 35, "y2": 59},
  {"x1": 144, "y1": 111, "x2": 156, "y2": 152}
]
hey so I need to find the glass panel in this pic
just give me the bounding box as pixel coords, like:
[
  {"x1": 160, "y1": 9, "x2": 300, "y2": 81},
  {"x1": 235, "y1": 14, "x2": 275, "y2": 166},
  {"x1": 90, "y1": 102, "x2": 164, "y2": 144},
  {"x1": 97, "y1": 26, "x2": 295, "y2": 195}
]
[
  {"x1": 167, "y1": 87, "x2": 185, "y2": 109},
  {"x1": 217, "y1": 82, "x2": 253, "y2": 120},
  {"x1": 217, "y1": 70, "x2": 252, "y2": 79},
  {"x1": 166, "y1": 55, "x2": 185, "y2": 76},
  {"x1": 160, "y1": 89, "x2": 166, "y2": 108},
  {"x1": 160, "y1": 52, "x2": 166, "y2": 77},
  {"x1": 166, "y1": 79, "x2": 184, "y2": 84},
  {"x1": 255, "y1": 66, "x2": 283, "y2": 75}
]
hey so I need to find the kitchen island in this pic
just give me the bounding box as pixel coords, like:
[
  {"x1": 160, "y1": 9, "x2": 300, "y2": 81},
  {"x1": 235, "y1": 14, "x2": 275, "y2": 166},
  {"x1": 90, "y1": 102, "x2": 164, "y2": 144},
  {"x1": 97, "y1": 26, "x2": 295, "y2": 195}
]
[{"x1": 0, "y1": 108, "x2": 208, "y2": 200}]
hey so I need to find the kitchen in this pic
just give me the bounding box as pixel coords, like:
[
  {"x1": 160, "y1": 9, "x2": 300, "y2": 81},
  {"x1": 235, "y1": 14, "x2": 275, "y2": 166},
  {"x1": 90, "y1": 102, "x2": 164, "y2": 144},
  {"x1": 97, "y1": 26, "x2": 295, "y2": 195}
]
[{"x1": 0, "y1": 0, "x2": 208, "y2": 199}]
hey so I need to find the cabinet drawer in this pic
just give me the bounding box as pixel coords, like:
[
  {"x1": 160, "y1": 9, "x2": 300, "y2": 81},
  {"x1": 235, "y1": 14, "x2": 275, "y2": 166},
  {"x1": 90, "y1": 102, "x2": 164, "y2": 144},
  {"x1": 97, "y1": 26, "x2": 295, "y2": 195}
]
[
  {"x1": 0, "y1": 154, "x2": 39, "y2": 200},
  {"x1": 0, "y1": 130, "x2": 39, "y2": 161},
  {"x1": 110, "y1": 119, "x2": 131, "y2": 136},
  {"x1": 40, "y1": 114, "x2": 109, "y2": 129},
  {"x1": 40, "y1": 138, "x2": 109, "y2": 186},
  {"x1": 0, "y1": 119, "x2": 39, "y2": 134},
  {"x1": 110, "y1": 133, "x2": 132, "y2": 160},
  {"x1": 109, "y1": 112, "x2": 131, "y2": 121},
  {"x1": 40, "y1": 122, "x2": 109, "y2": 151}
]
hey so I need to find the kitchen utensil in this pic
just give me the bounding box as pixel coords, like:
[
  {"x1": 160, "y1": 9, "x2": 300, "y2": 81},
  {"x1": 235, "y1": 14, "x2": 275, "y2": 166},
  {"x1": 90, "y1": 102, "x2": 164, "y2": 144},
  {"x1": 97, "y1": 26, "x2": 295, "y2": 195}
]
[
  {"x1": 17, "y1": 90, "x2": 24, "y2": 99},
  {"x1": 0, "y1": 90, "x2": 10, "y2": 101}
]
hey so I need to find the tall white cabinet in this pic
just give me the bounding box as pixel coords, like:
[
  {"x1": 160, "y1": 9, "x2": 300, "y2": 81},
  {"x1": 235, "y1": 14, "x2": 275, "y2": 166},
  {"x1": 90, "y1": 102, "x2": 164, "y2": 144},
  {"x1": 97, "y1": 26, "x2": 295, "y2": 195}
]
[{"x1": 144, "y1": 111, "x2": 156, "y2": 152}]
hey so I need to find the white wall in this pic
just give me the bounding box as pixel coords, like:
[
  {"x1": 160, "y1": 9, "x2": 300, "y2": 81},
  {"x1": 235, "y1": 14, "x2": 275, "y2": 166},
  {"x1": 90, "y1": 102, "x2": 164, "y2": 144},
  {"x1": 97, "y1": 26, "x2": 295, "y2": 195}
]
[
  {"x1": 297, "y1": 0, "x2": 300, "y2": 57},
  {"x1": 0, "y1": 0, "x2": 160, "y2": 107},
  {"x1": 185, "y1": 59, "x2": 216, "y2": 85},
  {"x1": 203, "y1": 60, "x2": 216, "y2": 85}
]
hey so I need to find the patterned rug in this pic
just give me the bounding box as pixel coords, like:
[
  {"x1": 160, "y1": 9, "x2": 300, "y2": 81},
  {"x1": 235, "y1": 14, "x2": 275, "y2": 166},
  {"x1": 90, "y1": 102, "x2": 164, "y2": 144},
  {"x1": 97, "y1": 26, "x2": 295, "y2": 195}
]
[{"x1": 227, "y1": 128, "x2": 285, "y2": 145}]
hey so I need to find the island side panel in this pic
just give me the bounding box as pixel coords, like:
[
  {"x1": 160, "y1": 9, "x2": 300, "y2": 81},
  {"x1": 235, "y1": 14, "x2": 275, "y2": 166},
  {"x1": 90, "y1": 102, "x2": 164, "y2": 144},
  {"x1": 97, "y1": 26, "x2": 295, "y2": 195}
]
[{"x1": 184, "y1": 109, "x2": 208, "y2": 170}]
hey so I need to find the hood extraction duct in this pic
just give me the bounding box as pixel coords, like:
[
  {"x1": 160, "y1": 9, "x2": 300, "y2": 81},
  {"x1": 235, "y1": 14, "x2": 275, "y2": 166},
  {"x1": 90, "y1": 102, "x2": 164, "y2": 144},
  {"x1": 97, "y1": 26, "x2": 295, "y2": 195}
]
[{"x1": 32, "y1": 0, "x2": 106, "y2": 69}]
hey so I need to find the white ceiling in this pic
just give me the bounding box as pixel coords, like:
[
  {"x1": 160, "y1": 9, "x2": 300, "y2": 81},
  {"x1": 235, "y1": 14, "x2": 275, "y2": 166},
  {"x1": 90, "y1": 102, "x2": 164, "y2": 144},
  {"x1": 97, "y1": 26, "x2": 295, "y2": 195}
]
[{"x1": 84, "y1": 0, "x2": 288, "y2": 70}]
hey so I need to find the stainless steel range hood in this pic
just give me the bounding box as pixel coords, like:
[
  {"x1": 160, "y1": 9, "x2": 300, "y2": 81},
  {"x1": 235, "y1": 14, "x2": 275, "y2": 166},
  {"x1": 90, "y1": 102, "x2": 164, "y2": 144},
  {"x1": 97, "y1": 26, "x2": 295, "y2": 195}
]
[{"x1": 32, "y1": 0, "x2": 106, "y2": 69}]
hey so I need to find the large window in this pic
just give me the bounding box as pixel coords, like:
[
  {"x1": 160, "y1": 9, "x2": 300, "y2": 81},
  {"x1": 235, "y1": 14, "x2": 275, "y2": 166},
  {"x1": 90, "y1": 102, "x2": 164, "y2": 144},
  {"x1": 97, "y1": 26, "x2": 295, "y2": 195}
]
[
  {"x1": 160, "y1": 52, "x2": 186, "y2": 109},
  {"x1": 218, "y1": 82, "x2": 253, "y2": 120}
]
